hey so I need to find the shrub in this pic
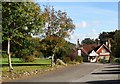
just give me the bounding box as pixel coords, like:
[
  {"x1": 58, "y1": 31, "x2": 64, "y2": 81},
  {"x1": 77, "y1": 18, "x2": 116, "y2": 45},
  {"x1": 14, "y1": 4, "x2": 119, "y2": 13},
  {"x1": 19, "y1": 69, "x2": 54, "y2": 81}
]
[
  {"x1": 99, "y1": 59, "x2": 108, "y2": 63},
  {"x1": 33, "y1": 51, "x2": 44, "y2": 58},
  {"x1": 110, "y1": 56, "x2": 115, "y2": 63},
  {"x1": 69, "y1": 53, "x2": 75, "y2": 61},
  {"x1": 75, "y1": 56, "x2": 83, "y2": 63},
  {"x1": 33, "y1": 51, "x2": 40, "y2": 58},
  {"x1": 22, "y1": 56, "x2": 35, "y2": 62},
  {"x1": 2, "y1": 52, "x2": 8, "y2": 58},
  {"x1": 62, "y1": 56, "x2": 71, "y2": 63},
  {"x1": 114, "y1": 58, "x2": 120, "y2": 63},
  {"x1": 39, "y1": 52, "x2": 44, "y2": 58}
]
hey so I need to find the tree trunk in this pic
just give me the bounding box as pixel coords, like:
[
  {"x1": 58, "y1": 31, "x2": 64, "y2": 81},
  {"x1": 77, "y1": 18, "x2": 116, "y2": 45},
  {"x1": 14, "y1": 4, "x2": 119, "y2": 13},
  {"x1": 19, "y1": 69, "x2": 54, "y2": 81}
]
[
  {"x1": 8, "y1": 39, "x2": 13, "y2": 72},
  {"x1": 51, "y1": 54, "x2": 55, "y2": 67}
]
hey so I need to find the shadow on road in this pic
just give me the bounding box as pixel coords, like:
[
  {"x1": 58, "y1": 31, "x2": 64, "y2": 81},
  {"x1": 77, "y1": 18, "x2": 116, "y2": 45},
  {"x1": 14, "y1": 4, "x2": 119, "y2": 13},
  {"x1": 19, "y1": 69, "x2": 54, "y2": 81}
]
[
  {"x1": 92, "y1": 64, "x2": 120, "y2": 75},
  {"x1": 86, "y1": 80, "x2": 120, "y2": 84},
  {"x1": 104, "y1": 66, "x2": 120, "y2": 68},
  {"x1": 102, "y1": 69, "x2": 120, "y2": 72},
  {"x1": 104, "y1": 63, "x2": 120, "y2": 68},
  {"x1": 89, "y1": 64, "x2": 120, "y2": 84},
  {"x1": 92, "y1": 68, "x2": 120, "y2": 74},
  {"x1": 92, "y1": 71, "x2": 120, "y2": 74}
]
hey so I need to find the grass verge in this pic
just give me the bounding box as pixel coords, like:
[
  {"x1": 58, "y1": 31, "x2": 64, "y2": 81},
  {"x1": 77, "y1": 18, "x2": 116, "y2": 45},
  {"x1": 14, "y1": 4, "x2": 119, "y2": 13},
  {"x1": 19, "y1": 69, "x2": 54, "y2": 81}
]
[
  {"x1": 1, "y1": 58, "x2": 51, "y2": 64},
  {"x1": 1, "y1": 65, "x2": 51, "y2": 81},
  {"x1": 1, "y1": 58, "x2": 51, "y2": 81}
]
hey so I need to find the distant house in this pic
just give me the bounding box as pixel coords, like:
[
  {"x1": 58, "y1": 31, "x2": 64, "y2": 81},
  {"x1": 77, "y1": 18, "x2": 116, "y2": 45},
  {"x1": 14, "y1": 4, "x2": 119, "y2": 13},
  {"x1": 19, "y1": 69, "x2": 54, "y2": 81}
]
[
  {"x1": 76, "y1": 38, "x2": 111, "y2": 63},
  {"x1": 88, "y1": 50, "x2": 98, "y2": 62},
  {"x1": 88, "y1": 44, "x2": 111, "y2": 62}
]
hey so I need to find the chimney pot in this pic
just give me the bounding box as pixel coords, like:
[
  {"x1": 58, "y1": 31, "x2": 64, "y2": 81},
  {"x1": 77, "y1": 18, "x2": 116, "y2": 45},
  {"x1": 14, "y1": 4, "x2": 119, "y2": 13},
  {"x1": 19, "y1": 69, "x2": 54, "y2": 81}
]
[{"x1": 98, "y1": 38, "x2": 100, "y2": 46}]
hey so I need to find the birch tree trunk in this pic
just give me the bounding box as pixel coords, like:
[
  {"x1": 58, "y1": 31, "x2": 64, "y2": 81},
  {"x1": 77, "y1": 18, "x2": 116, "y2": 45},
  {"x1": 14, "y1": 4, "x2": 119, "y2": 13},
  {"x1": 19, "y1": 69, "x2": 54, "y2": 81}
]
[{"x1": 8, "y1": 39, "x2": 13, "y2": 72}]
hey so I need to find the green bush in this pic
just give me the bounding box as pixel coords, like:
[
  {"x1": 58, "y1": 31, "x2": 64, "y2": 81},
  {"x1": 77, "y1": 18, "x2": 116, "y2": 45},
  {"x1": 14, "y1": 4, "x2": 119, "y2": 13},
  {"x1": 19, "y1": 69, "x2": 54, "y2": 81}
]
[
  {"x1": 33, "y1": 51, "x2": 44, "y2": 58},
  {"x1": 114, "y1": 58, "x2": 120, "y2": 63},
  {"x1": 75, "y1": 56, "x2": 83, "y2": 63},
  {"x1": 110, "y1": 56, "x2": 115, "y2": 63},
  {"x1": 33, "y1": 51, "x2": 39, "y2": 58},
  {"x1": 62, "y1": 56, "x2": 71, "y2": 63},
  {"x1": 39, "y1": 52, "x2": 44, "y2": 58},
  {"x1": 2, "y1": 52, "x2": 8, "y2": 58},
  {"x1": 22, "y1": 56, "x2": 35, "y2": 62},
  {"x1": 99, "y1": 59, "x2": 108, "y2": 63}
]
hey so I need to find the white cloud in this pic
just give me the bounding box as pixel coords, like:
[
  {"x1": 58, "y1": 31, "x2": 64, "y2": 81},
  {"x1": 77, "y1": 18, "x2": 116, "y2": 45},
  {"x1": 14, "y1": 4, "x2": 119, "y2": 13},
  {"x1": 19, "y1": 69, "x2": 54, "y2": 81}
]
[
  {"x1": 75, "y1": 21, "x2": 88, "y2": 28},
  {"x1": 82, "y1": 21, "x2": 87, "y2": 28},
  {"x1": 75, "y1": 20, "x2": 101, "y2": 28},
  {"x1": 67, "y1": 28, "x2": 99, "y2": 44}
]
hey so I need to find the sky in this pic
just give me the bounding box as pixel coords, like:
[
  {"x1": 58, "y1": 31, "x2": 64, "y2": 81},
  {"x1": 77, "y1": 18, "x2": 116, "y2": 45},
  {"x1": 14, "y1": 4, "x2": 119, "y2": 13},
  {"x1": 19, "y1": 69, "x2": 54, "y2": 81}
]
[{"x1": 37, "y1": 1, "x2": 118, "y2": 44}]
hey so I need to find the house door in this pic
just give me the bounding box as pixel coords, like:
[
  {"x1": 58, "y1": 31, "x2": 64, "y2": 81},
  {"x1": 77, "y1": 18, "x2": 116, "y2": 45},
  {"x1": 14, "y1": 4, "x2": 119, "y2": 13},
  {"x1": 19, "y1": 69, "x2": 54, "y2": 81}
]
[{"x1": 90, "y1": 56, "x2": 97, "y2": 62}]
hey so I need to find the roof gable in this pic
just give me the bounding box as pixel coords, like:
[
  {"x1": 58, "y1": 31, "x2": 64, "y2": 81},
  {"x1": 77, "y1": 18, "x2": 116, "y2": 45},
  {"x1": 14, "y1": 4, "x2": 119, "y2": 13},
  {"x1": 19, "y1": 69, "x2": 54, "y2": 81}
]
[
  {"x1": 80, "y1": 44, "x2": 98, "y2": 55},
  {"x1": 96, "y1": 44, "x2": 111, "y2": 53},
  {"x1": 80, "y1": 44, "x2": 111, "y2": 55},
  {"x1": 89, "y1": 50, "x2": 98, "y2": 56}
]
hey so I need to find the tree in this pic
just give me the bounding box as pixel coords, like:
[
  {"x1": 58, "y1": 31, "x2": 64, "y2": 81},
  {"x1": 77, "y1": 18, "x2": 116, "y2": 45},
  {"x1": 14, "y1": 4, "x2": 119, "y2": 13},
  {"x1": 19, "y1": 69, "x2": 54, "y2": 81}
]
[
  {"x1": 81, "y1": 38, "x2": 96, "y2": 45},
  {"x1": 98, "y1": 31, "x2": 120, "y2": 58},
  {"x1": 112, "y1": 30, "x2": 120, "y2": 58},
  {"x1": 2, "y1": 2, "x2": 43, "y2": 71},
  {"x1": 99, "y1": 31, "x2": 115, "y2": 44},
  {"x1": 0, "y1": 2, "x2": 2, "y2": 57},
  {"x1": 40, "y1": 35, "x2": 67, "y2": 66},
  {"x1": 40, "y1": 36, "x2": 76, "y2": 64},
  {"x1": 41, "y1": 5, "x2": 75, "y2": 66},
  {"x1": 41, "y1": 5, "x2": 75, "y2": 38}
]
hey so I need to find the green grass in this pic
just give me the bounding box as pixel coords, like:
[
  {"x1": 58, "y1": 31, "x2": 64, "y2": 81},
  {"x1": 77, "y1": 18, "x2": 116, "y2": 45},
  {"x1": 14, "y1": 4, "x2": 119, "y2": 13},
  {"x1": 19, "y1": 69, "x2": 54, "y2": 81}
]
[
  {"x1": 2, "y1": 66, "x2": 50, "y2": 74},
  {"x1": 33, "y1": 58, "x2": 51, "y2": 64},
  {"x1": 1, "y1": 65, "x2": 51, "y2": 78},
  {"x1": 0, "y1": 58, "x2": 51, "y2": 64},
  {"x1": 0, "y1": 58, "x2": 51, "y2": 79}
]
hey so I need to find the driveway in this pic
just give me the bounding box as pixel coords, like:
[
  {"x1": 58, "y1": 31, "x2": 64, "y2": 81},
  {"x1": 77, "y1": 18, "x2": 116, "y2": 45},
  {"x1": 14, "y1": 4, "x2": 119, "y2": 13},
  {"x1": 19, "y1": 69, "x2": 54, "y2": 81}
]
[{"x1": 2, "y1": 63, "x2": 120, "y2": 84}]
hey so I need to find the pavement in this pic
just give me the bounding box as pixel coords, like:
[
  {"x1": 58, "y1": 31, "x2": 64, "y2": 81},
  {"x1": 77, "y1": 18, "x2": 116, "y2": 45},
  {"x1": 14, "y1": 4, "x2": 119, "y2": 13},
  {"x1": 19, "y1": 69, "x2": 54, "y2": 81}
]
[
  {"x1": 74, "y1": 63, "x2": 120, "y2": 83},
  {"x1": 2, "y1": 63, "x2": 120, "y2": 84}
]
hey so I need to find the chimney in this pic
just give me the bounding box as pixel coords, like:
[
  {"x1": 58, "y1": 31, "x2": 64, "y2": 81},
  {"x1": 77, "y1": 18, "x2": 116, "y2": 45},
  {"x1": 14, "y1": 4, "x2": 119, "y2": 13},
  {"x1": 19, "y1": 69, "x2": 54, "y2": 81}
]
[
  {"x1": 106, "y1": 41, "x2": 108, "y2": 46},
  {"x1": 108, "y1": 38, "x2": 111, "y2": 50},
  {"x1": 98, "y1": 38, "x2": 100, "y2": 46},
  {"x1": 76, "y1": 39, "x2": 80, "y2": 49}
]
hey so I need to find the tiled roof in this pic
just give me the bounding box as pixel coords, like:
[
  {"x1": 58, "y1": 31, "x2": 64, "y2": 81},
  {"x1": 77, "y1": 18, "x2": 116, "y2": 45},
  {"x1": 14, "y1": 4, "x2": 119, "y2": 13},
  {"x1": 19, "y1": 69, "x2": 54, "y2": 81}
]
[
  {"x1": 82, "y1": 44, "x2": 98, "y2": 54},
  {"x1": 96, "y1": 44, "x2": 111, "y2": 53},
  {"x1": 79, "y1": 44, "x2": 98, "y2": 55},
  {"x1": 80, "y1": 44, "x2": 111, "y2": 55}
]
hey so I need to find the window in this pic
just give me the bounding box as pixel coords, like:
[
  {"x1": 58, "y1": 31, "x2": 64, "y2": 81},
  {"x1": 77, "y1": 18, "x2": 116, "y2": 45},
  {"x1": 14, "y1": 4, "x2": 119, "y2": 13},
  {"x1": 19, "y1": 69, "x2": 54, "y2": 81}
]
[
  {"x1": 100, "y1": 56, "x2": 104, "y2": 59},
  {"x1": 102, "y1": 49, "x2": 105, "y2": 53}
]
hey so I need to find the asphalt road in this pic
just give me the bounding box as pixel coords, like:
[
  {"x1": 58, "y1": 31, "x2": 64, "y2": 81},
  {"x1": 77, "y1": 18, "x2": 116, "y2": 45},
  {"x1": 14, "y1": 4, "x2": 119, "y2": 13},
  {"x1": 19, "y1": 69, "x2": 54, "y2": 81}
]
[{"x1": 3, "y1": 63, "x2": 120, "y2": 84}]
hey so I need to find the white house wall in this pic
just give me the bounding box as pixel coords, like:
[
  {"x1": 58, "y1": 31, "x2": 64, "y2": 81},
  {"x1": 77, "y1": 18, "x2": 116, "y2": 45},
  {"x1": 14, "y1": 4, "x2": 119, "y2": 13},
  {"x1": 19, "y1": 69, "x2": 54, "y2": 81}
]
[{"x1": 89, "y1": 50, "x2": 98, "y2": 56}]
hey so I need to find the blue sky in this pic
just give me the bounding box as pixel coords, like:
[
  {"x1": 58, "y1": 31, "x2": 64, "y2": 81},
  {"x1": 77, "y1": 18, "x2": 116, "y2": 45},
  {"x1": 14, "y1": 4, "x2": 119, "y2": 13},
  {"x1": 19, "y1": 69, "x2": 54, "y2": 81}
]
[{"x1": 38, "y1": 1, "x2": 118, "y2": 44}]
